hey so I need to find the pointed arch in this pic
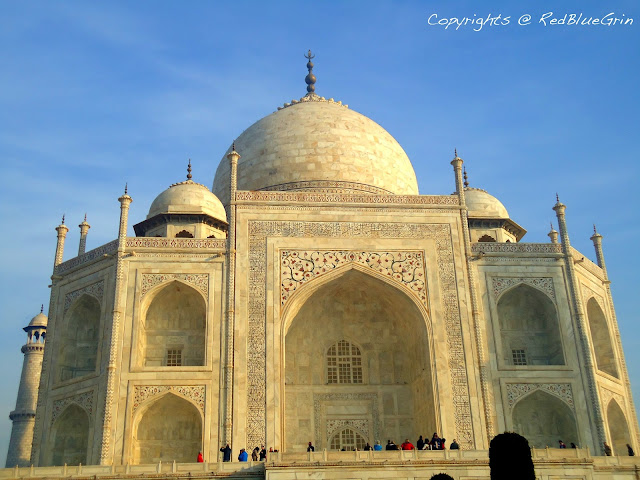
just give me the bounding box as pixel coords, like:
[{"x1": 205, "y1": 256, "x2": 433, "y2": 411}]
[
  {"x1": 512, "y1": 390, "x2": 578, "y2": 448},
  {"x1": 586, "y1": 298, "x2": 618, "y2": 378},
  {"x1": 282, "y1": 266, "x2": 436, "y2": 451},
  {"x1": 55, "y1": 294, "x2": 101, "y2": 382},
  {"x1": 607, "y1": 399, "x2": 631, "y2": 456},
  {"x1": 497, "y1": 283, "x2": 564, "y2": 365},
  {"x1": 132, "y1": 392, "x2": 203, "y2": 464},
  {"x1": 50, "y1": 404, "x2": 90, "y2": 466},
  {"x1": 140, "y1": 280, "x2": 206, "y2": 367}
]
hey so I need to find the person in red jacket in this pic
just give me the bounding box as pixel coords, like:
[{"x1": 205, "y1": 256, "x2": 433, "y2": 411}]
[
  {"x1": 401, "y1": 439, "x2": 415, "y2": 450},
  {"x1": 197, "y1": 451, "x2": 204, "y2": 462}
]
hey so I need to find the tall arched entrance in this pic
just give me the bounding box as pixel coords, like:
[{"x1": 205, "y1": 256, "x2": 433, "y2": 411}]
[
  {"x1": 607, "y1": 400, "x2": 631, "y2": 456},
  {"x1": 283, "y1": 268, "x2": 435, "y2": 451},
  {"x1": 49, "y1": 404, "x2": 90, "y2": 466}
]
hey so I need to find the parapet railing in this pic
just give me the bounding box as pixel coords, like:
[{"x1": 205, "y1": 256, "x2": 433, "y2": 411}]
[{"x1": 3, "y1": 448, "x2": 638, "y2": 479}]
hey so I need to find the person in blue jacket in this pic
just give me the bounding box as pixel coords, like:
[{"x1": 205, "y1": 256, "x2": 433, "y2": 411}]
[{"x1": 238, "y1": 448, "x2": 248, "y2": 462}]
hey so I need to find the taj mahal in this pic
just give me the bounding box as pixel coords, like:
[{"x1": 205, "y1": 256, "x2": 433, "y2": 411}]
[{"x1": 3, "y1": 54, "x2": 640, "y2": 479}]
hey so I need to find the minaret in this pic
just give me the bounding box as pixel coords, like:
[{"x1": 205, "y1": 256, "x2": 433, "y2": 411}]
[
  {"x1": 78, "y1": 214, "x2": 90, "y2": 255},
  {"x1": 554, "y1": 195, "x2": 606, "y2": 452},
  {"x1": 54, "y1": 215, "x2": 68, "y2": 267},
  {"x1": 5, "y1": 307, "x2": 48, "y2": 467},
  {"x1": 548, "y1": 222, "x2": 559, "y2": 244}
]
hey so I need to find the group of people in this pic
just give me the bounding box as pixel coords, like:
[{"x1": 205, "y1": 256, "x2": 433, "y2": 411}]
[
  {"x1": 381, "y1": 433, "x2": 457, "y2": 451},
  {"x1": 603, "y1": 441, "x2": 635, "y2": 456},
  {"x1": 212, "y1": 444, "x2": 277, "y2": 462}
]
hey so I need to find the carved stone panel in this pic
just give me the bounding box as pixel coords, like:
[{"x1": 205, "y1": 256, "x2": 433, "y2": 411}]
[
  {"x1": 51, "y1": 391, "x2": 94, "y2": 425},
  {"x1": 132, "y1": 385, "x2": 206, "y2": 414},
  {"x1": 140, "y1": 273, "x2": 209, "y2": 297},
  {"x1": 281, "y1": 250, "x2": 427, "y2": 308},
  {"x1": 64, "y1": 281, "x2": 104, "y2": 313},
  {"x1": 492, "y1": 277, "x2": 555, "y2": 301},
  {"x1": 506, "y1": 383, "x2": 574, "y2": 410}
]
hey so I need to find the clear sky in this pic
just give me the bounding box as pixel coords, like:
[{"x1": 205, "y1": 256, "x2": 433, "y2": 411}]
[{"x1": 0, "y1": 0, "x2": 638, "y2": 465}]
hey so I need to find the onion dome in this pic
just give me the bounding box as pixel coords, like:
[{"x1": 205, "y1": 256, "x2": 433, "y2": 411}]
[{"x1": 465, "y1": 187, "x2": 510, "y2": 219}]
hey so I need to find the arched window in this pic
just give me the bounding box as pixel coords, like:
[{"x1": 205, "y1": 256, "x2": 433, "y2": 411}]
[
  {"x1": 327, "y1": 340, "x2": 363, "y2": 384},
  {"x1": 50, "y1": 404, "x2": 89, "y2": 466},
  {"x1": 478, "y1": 234, "x2": 496, "y2": 242},
  {"x1": 497, "y1": 284, "x2": 564, "y2": 365},
  {"x1": 586, "y1": 298, "x2": 618, "y2": 378},
  {"x1": 607, "y1": 400, "x2": 631, "y2": 456},
  {"x1": 175, "y1": 230, "x2": 194, "y2": 238},
  {"x1": 142, "y1": 281, "x2": 206, "y2": 367},
  {"x1": 329, "y1": 427, "x2": 367, "y2": 451},
  {"x1": 56, "y1": 295, "x2": 100, "y2": 382},
  {"x1": 133, "y1": 393, "x2": 202, "y2": 464},
  {"x1": 512, "y1": 390, "x2": 578, "y2": 448}
]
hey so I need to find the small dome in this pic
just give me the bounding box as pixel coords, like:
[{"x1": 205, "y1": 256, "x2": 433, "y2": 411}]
[
  {"x1": 465, "y1": 187, "x2": 509, "y2": 219},
  {"x1": 148, "y1": 181, "x2": 227, "y2": 223},
  {"x1": 27, "y1": 312, "x2": 47, "y2": 328},
  {"x1": 213, "y1": 97, "x2": 419, "y2": 204}
]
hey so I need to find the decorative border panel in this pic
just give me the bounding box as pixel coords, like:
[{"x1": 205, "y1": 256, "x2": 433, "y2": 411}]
[
  {"x1": 132, "y1": 385, "x2": 205, "y2": 414},
  {"x1": 126, "y1": 238, "x2": 226, "y2": 249},
  {"x1": 281, "y1": 251, "x2": 426, "y2": 308},
  {"x1": 64, "y1": 280, "x2": 104, "y2": 313},
  {"x1": 326, "y1": 419, "x2": 371, "y2": 440},
  {"x1": 55, "y1": 240, "x2": 118, "y2": 274},
  {"x1": 248, "y1": 221, "x2": 473, "y2": 450},
  {"x1": 51, "y1": 391, "x2": 94, "y2": 424},
  {"x1": 600, "y1": 387, "x2": 625, "y2": 411},
  {"x1": 237, "y1": 191, "x2": 459, "y2": 205},
  {"x1": 581, "y1": 284, "x2": 606, "y2": 311},
  {"x1": 471, "y1": 243, "x2": 563, "y2": 254},
  {"x1": 506, "y1": 383, "x2": 574, "y2": 410},
  {"x1": 492, "y1": 277, "x2": 555, "y2": 301},
  {"x1": 140, "y1": 273, "x2": 209, "y2": 297}
]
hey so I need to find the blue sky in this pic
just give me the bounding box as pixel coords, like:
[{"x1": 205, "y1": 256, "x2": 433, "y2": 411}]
[{"x1": 0, "y1": 0, "x2": 638, "y2": 464}]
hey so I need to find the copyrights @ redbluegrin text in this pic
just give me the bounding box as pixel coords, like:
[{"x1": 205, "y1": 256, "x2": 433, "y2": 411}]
[{"x1": 427, "y1": 12, "x2": 633, "y2": 31}]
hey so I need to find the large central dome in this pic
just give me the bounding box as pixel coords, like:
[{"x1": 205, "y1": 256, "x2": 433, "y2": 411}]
[{"x1": 212, "y1": 96, "x2": 419, "y2": 204}]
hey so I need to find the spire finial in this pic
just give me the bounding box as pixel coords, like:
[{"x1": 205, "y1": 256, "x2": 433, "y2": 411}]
[
  {"x1": 304, "y1": 50, "x2": 316, "y2": 95},
  {"x1": 593, "y1": 224, "x2": 597, "y2": 234},
  {"x1": 187, "y1": 159, "x2": 192, "y2": 180},
  {"x1": 124, "y1": 183, "x2": 128, "y2": 195},
  {"x1": 232, "y1": 140, "x2": 236, "y2": 152},
  {"x1": 463, "y1": 166, "x2": 469, "y2": 188},
  {"x1": 556, "y1": 193, "x2": 559, "y2": 202},
  {"x1": 550, "y1": 222, "x2": 554, "y2": 230},
  {"x1": 61, "y1": 214, "x2": 65, "y2": 225},
  {"x1": 40, "y1": 304, "x2": 44, "y2": 314},
  {"x1": 84, "y1": 213, "x2": 87, "y2": 222},
  {"x1": 454, "y1": 148, "x2": 458, "y2": 158}
]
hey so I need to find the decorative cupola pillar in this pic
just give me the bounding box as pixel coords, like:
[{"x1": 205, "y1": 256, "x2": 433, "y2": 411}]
[
  {"x1": 590, "y1": 225, "x2": 607, "y2": 275},
  {"x1": 450, "y1": 149, "x2": 466, "y2": 206},
  {"x1": 118, "y1": 184, "x2": 132, "y2": 242},
  {"x1": 548, "y1": 222, "x2": 559, "y2": 244},
  {"x1": 78, "y1": 214, "x2": 90, "y2": 255},
  {"x1": 554, "y1": 194, "x2": 606, "y2": 452},
  {"x1": 223, "y1": 143, "x2": 240, "y2": 446},
  {"x1": 5, "y1": 307, "x2": 48, "y2": 467},
  {"x1": 53, "y1": 215, "x2": 68, "y2": 267}
]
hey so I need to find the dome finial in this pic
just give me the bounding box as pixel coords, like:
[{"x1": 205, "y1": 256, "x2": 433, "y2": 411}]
[
  {"x1": 593, "y1": 224, "x2": 597, "y2": 234},
  {"x1": 304, "y1": 50, "x2": 316, "y2": 95},
  {"x1": 40, "y1": 304, "x2": 44, "y2": 314},
  {"x1": 187, "y1": 159, "x2": 192, "y2": 180},
  {"x1": 463, "y1": 166, "x2": 469, "y2": 188},
  {"x1": 124, "y1": 183, "x2": 128, "y2": 195},
  {"x1": 61, "y1": 214, "x2": 65, "y2": 225}
]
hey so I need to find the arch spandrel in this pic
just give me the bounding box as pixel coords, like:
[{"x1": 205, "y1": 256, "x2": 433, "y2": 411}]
[{"x1": 280, "y1": 250, "x2": 428, "y2": 315}]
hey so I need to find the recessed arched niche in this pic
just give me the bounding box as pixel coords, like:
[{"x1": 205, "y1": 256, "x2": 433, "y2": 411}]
[
  {"x1": 283, "y1": 268, "x2": 434, "y2": 451},
  {"x1": 586, "y1": 298, "x2": 618, "y2": 378},
  {"x1": 140, "y1": 281, "x2": 206, "y2": 367},
  {"x1": 512, "y1": 390, "x2": 578, "y2": 448},
  {"x1": 55, "y1": 295, "x2": 100, "y2": 382},
  {"x1": 49, "y1": 404, "x2": 90, "y2": 466},
  {"x1": 497, "y1": 284, "x2": 564, "y2": 366},
  {"x1": 132, "y1": 393, "x2": 202, "y2": 464},
  {"x1": 607, "y1": 399, "x2": 631, "y2": 456}
]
